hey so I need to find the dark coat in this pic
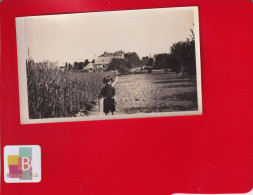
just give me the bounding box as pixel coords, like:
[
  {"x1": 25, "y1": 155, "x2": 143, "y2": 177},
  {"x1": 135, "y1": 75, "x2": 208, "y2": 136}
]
[{"x1": 99, "y1": 84, "x2": 116, "y2": 113}]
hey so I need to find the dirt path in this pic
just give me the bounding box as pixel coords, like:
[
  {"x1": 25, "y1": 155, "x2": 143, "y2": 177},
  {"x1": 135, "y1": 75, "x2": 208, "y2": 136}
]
[{"x1": 114, "y1": 72, "x2": 198, "y2": 115}]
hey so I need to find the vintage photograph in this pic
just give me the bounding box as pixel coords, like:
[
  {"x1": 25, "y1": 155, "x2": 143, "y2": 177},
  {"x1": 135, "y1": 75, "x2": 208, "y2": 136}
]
[{"x1": 16, "y1": 7, "x2": 202, "y2": 124}]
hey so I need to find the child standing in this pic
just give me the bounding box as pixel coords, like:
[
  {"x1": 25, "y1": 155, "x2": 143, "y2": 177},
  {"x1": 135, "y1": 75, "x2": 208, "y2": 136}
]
[{"x1": 99, "y1": 76, "x2": 117, "y2": 115}]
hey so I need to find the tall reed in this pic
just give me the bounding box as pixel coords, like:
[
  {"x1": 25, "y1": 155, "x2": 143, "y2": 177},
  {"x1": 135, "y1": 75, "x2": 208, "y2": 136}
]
[{"x1": 26, "y1": 61, "x2": 114, "y2": 119}]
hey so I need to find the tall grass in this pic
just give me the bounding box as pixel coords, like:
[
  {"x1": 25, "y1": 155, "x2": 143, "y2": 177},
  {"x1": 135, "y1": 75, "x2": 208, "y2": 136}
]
[{"x1": 26, "y1": 61, "x2": 114, "y2": 119}]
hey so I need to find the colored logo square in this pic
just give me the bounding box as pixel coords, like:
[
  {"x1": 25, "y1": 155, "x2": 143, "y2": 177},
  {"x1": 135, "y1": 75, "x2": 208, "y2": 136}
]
[
  {"x1": 8, "y1": 155, "x2": 19, "y2": 168},
  {"x1": 19, "y1": 147, "x2": 32, "y2": 159},
  {"x1": 9, "y1": 165, "x2": 22, "y2": 178},
  {"x1": 4, "y1": 145, "x2": 41, "y2": 183}
]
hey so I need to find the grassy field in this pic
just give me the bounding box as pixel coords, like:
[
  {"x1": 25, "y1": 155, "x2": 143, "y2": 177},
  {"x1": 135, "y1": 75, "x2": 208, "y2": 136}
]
[
  {"x1": 114, "y1": 71, "x2": 198, "y2": 115},
  {"x1": 26, "y1": 62, "x2": 114, "y2": 119}
]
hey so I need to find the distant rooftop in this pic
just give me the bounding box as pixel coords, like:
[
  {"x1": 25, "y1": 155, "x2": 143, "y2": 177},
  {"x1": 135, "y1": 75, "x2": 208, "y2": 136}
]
[{"x1": 99, "y1": 50, "x2": 125, "y2": 57}]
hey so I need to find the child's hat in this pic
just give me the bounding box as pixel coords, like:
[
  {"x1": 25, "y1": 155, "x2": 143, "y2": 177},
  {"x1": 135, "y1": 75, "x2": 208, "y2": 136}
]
[{"x1": 103, "y1": 76, "x2": 115, "y2": 84}]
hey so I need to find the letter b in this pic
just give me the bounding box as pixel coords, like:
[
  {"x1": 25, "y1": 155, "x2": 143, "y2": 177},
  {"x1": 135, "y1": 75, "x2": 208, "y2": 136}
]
[{"x1": 22, "y1": 157, "x2": 31, "y2": 171}]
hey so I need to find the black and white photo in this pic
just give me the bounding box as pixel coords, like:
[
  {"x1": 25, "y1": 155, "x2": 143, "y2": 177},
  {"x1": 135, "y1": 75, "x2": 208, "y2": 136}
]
[{"x1": 16, "y1": 7, "x2": 202, "y2": 124}]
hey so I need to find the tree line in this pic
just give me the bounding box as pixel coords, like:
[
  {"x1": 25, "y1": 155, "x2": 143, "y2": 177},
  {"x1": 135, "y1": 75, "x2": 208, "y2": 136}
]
[
  {"x1": 107, "y1": 29, "x2": 196, "y2": 79},
  {"x1": 153, "y1": 29, "x2": 196, "y2": 79},
  {"x1": 64, "y1": 29, "x2": 196, "y2": 79}
]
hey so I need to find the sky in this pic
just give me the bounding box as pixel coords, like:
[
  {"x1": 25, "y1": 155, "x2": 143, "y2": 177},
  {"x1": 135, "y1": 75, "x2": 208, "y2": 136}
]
[{"x1": 20, "y1": 7, "x2": 195, "y2": 65}]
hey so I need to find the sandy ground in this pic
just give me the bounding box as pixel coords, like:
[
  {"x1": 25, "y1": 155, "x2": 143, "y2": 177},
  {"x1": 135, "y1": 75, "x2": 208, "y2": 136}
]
[{"x1": 88, "y1": 71, "x2": 198, "y2": 116}]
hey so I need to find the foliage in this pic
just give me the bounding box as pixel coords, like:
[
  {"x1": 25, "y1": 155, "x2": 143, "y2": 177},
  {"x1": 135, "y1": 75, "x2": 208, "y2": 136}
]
[
  {"x1": 148, "y1": 58, "x2": 154, "y2": 67},
  {"x1": 170, "y1": 29, "x2": 196, "y2": 78},
  {"x1": 73, "y1": 61, "x2": 89, "y2": 70},
  {"x1": 141, "y1": 56, "x2": 153, "y2": 68},
  {"x1": 84, "y1": 59, "x2": 90, "y2": 67},
  {"x1": 141, "y1": 56, "x2": 149, "y2": 66},
  {"x1": 26, "y1": 61, "x2": 114, "y2": 119},
  {"x1": 124, "y1": 52, "x2": 141, "y2": 68},
  {"x1": 107, "y1": 58, "x2": 131, "y2": 74},
  {"x1": 154, "y1": 53, "x2": 170, "y2": 69},
  {"x1": 169, "y1": 54, "x2": 181, "y2": 73}
]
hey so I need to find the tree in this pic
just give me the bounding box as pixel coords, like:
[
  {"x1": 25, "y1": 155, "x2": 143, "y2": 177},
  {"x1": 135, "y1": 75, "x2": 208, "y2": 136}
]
[
  {"x1": 154, "y1": 53, "x2": 170, "y2": 70},
  {"x1": 73, "y1": 62, "x2": 79, "y2": 70},
  {"x1": 73, "y1": 61, "x2": 85, "y2": 70},
  {"x1": 107, "y1": 58, "x2": 131, "y2": 74},
  {"x1": 84, "y1": 59, "x2": 90, "y2": 67},
  {"x1": 79, "y1": 62, "x2": 85, "y2": 70},
  {"x1": 187, "y1": 29, "x2": 196, "y2": 79},
  {"x1": 148, "y1": 58, "x2": 154, "y2": 67},
  {"x1": 68, "y1": 63, "x2": 73, "y2": 70},
  {"x1": 169, "y1": 54, "x2": 180, "y2": 74},
  {"x1": 141, "y1": 56, "x2": 149, "y2": 66},
  {"x1": 169, "y1": 29, "x2": 196, "y2": 79},
  {"x1": 124, "y1": 52, "x2": 141, "y2": 68}
]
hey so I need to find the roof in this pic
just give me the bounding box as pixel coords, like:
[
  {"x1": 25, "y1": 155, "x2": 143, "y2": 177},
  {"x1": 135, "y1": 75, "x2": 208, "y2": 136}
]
[
  {"x1": 95, "y1": 51, "x2": 124, "y2": 65},
  {"x1": 100, "y1": 50, "x2": 125, "y2": 57},
  {"x1": 83, "y1": 63, "x2": 95, "y2": 70},
  {"x1": 94, "y1": 56, "x2": 112, "y2": 65}
]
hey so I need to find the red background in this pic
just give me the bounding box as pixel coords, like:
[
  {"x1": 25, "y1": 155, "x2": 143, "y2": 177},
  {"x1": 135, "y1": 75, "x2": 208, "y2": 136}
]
[{"x1": 1, "y1": 0, "x2": 253, "y2": 194}]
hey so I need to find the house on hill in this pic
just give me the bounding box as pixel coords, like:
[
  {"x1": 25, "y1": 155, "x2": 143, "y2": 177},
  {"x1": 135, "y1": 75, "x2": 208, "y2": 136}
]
[
  {"x1": 94, "y1": 56, "x2": 112, "y2": 69},
  {"x1": 94, "y1": 51, "x2": 125, "y2": 70}
]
